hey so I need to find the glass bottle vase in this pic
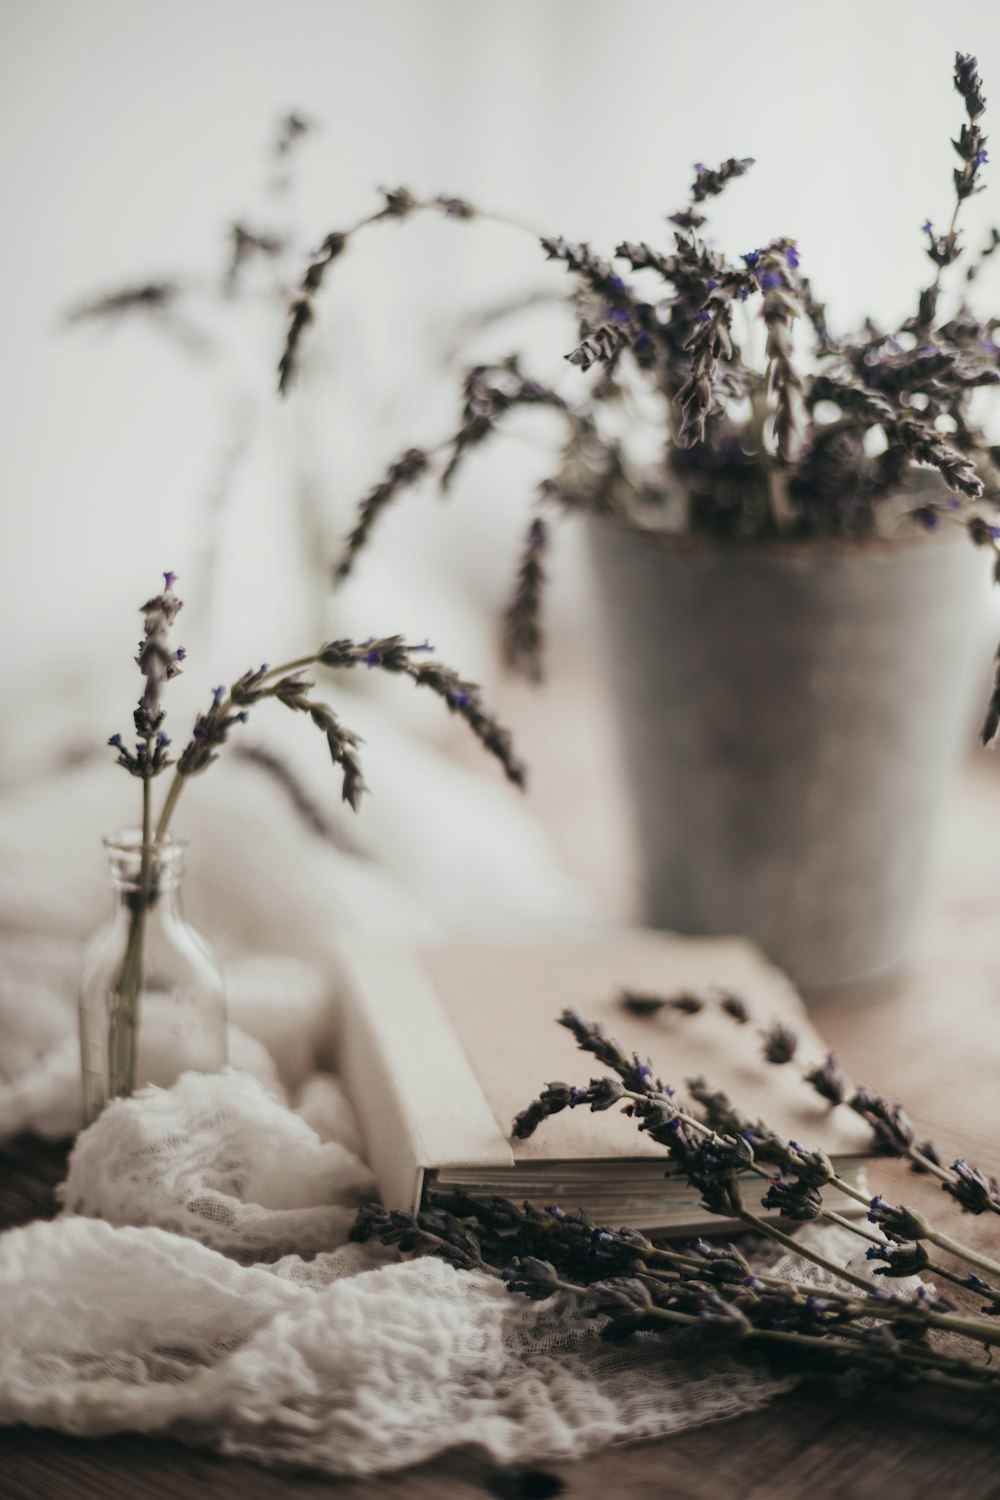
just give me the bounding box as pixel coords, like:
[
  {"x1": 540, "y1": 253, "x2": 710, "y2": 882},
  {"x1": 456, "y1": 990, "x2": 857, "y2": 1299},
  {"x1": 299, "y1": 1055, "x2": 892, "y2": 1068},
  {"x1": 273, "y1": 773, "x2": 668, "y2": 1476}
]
[{"x1": 78, "y1": 830, "x2": 227, "y2": 1126}]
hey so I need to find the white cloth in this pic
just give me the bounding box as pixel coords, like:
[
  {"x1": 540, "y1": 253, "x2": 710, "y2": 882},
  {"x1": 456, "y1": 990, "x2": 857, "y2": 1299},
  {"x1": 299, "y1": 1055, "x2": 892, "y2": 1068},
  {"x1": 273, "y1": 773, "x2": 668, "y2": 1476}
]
[{"x1": 4, "y1": 1065, "x2": 861, "y2": 1477}]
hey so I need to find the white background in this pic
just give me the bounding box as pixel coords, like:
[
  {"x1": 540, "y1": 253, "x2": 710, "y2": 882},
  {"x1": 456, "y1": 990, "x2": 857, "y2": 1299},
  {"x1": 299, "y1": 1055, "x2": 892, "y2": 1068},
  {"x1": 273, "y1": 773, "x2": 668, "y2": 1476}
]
[{"x1": 2, "y1": 0, "x2": 999, "y2": 731}]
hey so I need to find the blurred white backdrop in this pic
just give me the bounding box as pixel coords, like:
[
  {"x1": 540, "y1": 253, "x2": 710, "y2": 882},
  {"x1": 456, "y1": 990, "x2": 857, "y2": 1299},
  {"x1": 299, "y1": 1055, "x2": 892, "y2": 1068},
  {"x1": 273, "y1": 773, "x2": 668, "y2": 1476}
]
[
  {"x1": 1, "y1": 0, "x2": 999, "y2": 845},
  {"x1": 3, "y1": 0, "x2": 1000, "y2": 642}
]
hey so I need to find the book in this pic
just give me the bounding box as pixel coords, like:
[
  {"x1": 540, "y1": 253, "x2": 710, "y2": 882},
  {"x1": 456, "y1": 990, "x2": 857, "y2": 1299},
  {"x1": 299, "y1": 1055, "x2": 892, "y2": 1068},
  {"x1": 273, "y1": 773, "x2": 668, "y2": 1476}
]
[{"x1": 334, "y1": 931, "x2": 872, "y2": 1235}]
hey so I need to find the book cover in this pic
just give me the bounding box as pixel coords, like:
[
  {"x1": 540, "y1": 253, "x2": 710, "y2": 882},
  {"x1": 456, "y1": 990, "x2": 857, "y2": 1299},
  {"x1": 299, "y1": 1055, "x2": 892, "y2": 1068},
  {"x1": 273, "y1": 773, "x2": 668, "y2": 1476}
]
[{"x1": 335, "y1": 931, "x2": 870, "y2": 1233}]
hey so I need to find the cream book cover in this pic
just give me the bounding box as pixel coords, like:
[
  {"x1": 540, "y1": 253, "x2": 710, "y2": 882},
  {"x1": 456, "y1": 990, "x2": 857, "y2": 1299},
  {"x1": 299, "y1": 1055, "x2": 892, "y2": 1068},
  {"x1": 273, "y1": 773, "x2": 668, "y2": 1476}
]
[{"x1": 334, "y1": 931, "x2": 871, "y2": 1233}]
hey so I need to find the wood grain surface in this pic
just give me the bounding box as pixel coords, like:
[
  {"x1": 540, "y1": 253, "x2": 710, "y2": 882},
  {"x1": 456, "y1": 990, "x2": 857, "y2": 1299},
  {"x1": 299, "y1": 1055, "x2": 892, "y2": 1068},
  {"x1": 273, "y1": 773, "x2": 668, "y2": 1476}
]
[{"x1": 3, "y1": 760, "x2": 1000, "y2": 1500}]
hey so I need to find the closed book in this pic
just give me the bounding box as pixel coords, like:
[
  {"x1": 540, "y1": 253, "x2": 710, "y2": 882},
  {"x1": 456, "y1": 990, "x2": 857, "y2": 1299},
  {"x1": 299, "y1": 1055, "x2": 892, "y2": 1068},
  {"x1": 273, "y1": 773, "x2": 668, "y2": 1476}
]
[{"x1": 334, "y1": 931, "x2": 871, "y2": 1235}]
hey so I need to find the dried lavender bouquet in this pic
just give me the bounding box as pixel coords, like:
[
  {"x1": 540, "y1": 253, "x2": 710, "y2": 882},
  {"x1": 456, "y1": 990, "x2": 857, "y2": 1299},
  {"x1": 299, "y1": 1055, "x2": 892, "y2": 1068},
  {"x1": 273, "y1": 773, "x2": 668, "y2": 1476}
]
[
  {"x1": 102, "y1": 571, "x2": 523, "y2": 1102},
  {"x1": 280, "y1": 53, "x2": 1000, "y2": 693},
  {"x1": 353, "y1": 1001, "x2": 1000, "y2": 1402}
]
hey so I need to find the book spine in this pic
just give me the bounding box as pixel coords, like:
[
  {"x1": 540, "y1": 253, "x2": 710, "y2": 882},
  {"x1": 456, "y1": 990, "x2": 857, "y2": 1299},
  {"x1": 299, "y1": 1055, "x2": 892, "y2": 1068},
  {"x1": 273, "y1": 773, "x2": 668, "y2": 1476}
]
[{"x1": 335, "y1": 937, "x2": 514, "y2": 1211}]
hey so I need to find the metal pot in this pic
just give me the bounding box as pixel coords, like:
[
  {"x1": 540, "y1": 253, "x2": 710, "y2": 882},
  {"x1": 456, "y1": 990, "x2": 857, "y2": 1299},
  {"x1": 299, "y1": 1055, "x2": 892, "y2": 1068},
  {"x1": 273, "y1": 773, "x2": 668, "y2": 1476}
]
[{"x1": 587, "y1": 515, "x2": 990, "y2": 989}]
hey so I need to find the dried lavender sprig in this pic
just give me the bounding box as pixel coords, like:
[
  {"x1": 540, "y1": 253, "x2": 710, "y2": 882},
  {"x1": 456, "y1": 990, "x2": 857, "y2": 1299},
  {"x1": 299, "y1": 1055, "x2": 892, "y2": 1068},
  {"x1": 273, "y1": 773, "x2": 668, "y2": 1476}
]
[
  {"x1": 807, "y1": 373, "x2": 984, "y2": 501},
  {"x1": 277, "y1": 230, "x2": 347, "y2": 394},
  {"x1": 334, "y1": 447, "x2": 431, "y2": 584},
  {"x1": 675, "y1": 295, "x2": 736, "y2": 447},
  {"x1": 662, "y1": 156, "x2": 755, "y2": 233},
  {"x1": 484, "y1": 1196, "x2": 1000, "y2": 1348},
  {"x1": 799, "y1": 275, "x2": 839, "y2": 356},
  {"x1": 895, "y1": 411, "x2": 986, "y2": 503},
  {"x1": 867, "y1": 1193, "x2": 1000, "y2": 1281},
  {"x1": 408, "y1": 1195, "x2": 1000, "y2": 1350},
  {"x1": 981, "y1": 643, "x2": 1000, "y2": 745},
  {"x1": 439, "y1": 357, "x2": 584, "y2": 492},
  {"x1": 909, "y1": 54, "x2": 989, "y2": 332},
  {"x1": 173, "y1": 671, "x2": 366, "y2": 807},
  {"x1": 351, "y1": 1196, "x2": 1000, "y2": 1387},
  {"x1": 224, "y1": 223, "x2": 284, "y2": 298},
  {"x1": 64, "y1": 282, "x2": 182, "y2": 325},
  {"x1": 526, "y1": 1011, "x2": 1000, "y2": 1292},
  {"x1": 565, "y1": 321, "x2": 630, "y2": 372},
  {"x1": 540, "y1": 236, "x2": 636, "y2": 308},
  {"x1": 332, "y1": 359, "x2": 587, "y2": 586},
  {"x1": 350, "y1": 1197, "x2": 788, "y2": 1305},
  {"x1": 633, "y1": 982, "x2": 1000, "y2": 1231},
  {"x1": 274, "y1": 111, "x2": 311, "y2": 158},
  {"x1": 619, "y1": 987, "x2": 799, "y2": 1071},
  {"x1": 429, "y1": 1189, "x2": 711, "y2": 1285},
  {"x1": 107, "y1": 572, "x2": 185, "y2": 848},
  {"x1": 690, "y1": 156, "x2": 756, "y2": 206},
  {"x1": 513, "y1": 1016, "x2": 880, "y2": 1285},
  {"x1": 548, "y1": 1011, "x2": 968, "y2": 1278},
  {"x1": 501, "y1": 515, "x2": 548, "y2": 682},
  {"x1": 621, "y1": 988, "x2": 706, "y2": 1017},
  {"x1": 621, "y1": 987, "x2": 750, "y2": 1023},
  {"x1": 318, "y1": 634, "x2": 526, "y2": 783},
  {"x1": 154, "y1": 633, "x2": 524, "y2": 841},
  {"x1": 749, "y1": 242, "x2": 805, "y2": 463},
  {"x1": 277, "y1": 187, "x2": 543, "y2": 394},
  {"x1": 953, "y1": 53, "x2": 989, "y2": 206},
  {"x1": 105, "y1": 572, "x2": 189, "y2": 1107}
]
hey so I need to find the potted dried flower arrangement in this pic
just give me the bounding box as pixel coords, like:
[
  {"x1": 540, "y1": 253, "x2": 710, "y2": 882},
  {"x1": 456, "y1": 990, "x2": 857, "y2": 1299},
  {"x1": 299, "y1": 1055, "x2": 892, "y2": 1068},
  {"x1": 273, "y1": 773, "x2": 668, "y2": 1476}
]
[
  {"x1": 82, "y1": 571, "x2": 522, "y2": 1124},
  {"x1": 278, "y1": 53, "x2": 1000, "y2": 990}
]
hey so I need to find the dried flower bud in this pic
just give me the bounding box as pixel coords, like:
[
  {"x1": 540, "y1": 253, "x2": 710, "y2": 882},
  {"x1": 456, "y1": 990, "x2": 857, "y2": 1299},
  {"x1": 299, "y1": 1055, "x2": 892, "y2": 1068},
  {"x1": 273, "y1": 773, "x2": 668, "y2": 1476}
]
[
  {"x1": 718, "y1": 993, "x2": 751, "y2": 1024},
  {"x1": 690, "y1": 156, "x2": 755, "y2": 204},
  {"x1": 761, "y1": 1177, "x2": 824, "y2": 1222},
  {"x1": 955, "y1": 52, "x2": 987, "y2": 123},
  {"x1": 804, "y1": 1052, "x2": 849, "y2": 1106},
  {"x1": 943, "y1": 1159, "x2": 1000, "y2": 1215},
  {"x1": 761, "y1": 1021, "x2": 798, "y2": 1065},
  {"x1": 867, "y1": 1196, "x2": 930, "y2": 1240},
  {"x1": 501, "y1": 1257, "x2": 561, "y2": 1300},
  {"x1": 866, "y1": 1241, "x2": 930, "y2": 1278},
  {"x1": 850, "y1": 1087, "x2": 916, "y2": 1155}
]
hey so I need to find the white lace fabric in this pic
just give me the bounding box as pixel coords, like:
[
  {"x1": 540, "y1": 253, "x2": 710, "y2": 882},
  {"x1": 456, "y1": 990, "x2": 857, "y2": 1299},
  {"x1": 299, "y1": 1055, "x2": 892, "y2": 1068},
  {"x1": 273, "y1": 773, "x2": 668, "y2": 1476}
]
[
  {"x1": 0, "y1": 1067, "x2": 807, "y2": 1474},
  {"x1": 0, "y1": 1053, "x2": 892, "y2": 1477}
]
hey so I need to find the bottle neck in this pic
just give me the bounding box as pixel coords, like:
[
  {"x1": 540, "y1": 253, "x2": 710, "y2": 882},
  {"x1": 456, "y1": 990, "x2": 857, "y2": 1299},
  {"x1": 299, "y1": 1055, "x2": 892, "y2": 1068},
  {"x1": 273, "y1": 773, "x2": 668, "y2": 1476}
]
[{"x1": 105, "y1": 830, "x2": 187, "y2": 921}]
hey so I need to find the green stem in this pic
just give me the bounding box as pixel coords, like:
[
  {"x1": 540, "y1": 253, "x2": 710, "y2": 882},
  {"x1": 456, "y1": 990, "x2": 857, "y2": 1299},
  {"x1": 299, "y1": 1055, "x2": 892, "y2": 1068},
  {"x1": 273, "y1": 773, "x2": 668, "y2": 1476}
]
[
  {"x1": 624, "y1": 1088, "x2": 1000, "y2": 1284},
  {"x1": 733, "y1": 1208, "x2": 875, "y2": 1294},
  {"x1": 413, "y1": 1214, "x2": 1000, "y2": 1358},
  {"x1": 153, "y1": 652, "x2": 328, "y2": 844},
  {"x1": 550, "y1": 1271, "x2": 1000, "y2": 1393},
  {"x1": 826, "y1": 1173, "x2": 873, "y2": 1210},
  {"x1": 924, "y1": 1227, "x2": 1000, "y2": 1282},
  {"x1": 153, "y1": 772, "x2": 186, "y2": 844},
  {"x1": 103, "y1": 773, "x2": 155, "y2": 1114}
]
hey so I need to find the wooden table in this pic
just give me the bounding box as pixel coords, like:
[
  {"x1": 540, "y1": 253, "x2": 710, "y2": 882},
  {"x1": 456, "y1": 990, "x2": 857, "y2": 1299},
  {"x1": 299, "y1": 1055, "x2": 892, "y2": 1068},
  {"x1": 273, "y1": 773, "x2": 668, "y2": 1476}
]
[{"x1": 3, "y1": 760, "x2": 1000, "y2": 1499}]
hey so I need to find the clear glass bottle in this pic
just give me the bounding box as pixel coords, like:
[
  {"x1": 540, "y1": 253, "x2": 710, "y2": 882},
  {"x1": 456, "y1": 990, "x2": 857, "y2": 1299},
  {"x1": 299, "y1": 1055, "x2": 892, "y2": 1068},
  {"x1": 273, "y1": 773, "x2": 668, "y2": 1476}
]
[{"x1": 79, "y1": 830, "x2": 227, "y2": 1125}]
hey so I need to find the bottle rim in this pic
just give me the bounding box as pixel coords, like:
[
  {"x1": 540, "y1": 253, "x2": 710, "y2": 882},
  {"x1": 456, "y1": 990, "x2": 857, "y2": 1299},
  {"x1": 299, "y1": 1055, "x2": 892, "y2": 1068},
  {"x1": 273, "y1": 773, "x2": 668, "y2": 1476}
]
[{"x1": 103, "y1": 828, "x2": 190, "y2": 855}]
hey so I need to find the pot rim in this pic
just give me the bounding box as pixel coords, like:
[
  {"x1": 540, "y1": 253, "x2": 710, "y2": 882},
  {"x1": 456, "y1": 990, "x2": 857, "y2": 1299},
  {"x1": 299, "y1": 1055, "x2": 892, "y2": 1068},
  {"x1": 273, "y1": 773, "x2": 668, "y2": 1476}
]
[{"x1": 586, "y1": 512, "x2": 971, "y2": 560}]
